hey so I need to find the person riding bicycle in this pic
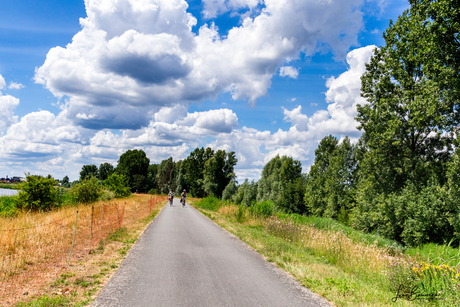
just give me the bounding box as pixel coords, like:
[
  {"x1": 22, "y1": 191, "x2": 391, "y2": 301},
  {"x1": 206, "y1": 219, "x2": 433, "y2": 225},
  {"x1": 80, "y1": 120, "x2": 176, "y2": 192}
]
[
  {"x1": 168, "y1": 189, "x2": 174, "y2": 206},
  {"x1": 181, "y1": 189, "x2": 187, "y2": 206}
]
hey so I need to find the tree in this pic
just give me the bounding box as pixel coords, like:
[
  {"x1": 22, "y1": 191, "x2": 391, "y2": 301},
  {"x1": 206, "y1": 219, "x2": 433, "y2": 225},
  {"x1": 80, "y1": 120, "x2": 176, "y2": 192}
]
[
  {"x1": 203, "y1": 150, "x2": 237, "y2": 198},
  {"x1": 98, "y1": 162, "x2": 114, "y2": 181},
  {"x1": 61, "y1": 175, "x2": 70, "y2": 188},
  {"x1": 105, "y1": 173, "x2": 131, "y2": 198},
  {"x1": 80, "y1": 164, "x2": 99, "y2": 181},
  {"x1": 156, "y1": 157, "x2": 176, "y2": 194},
  {"x1": 304, "y1": 135, "x2": 339, "y2": 216},
  {"x1": 17, "y1": 174, "x2": 58, "y2": 212},
  {"x1": 116, "y1": 149, "x2": 150, "y2": 193},
  {"x1": 357, "y1": 2, "x2": 457, "y2": 194},
  {"x1": 183, "y1": 147, "x2": 214, "y2": 197},
  {"x1": 146, "y1": 164, "x2": 159, "y2": 193},
  {"x1": 352, "y1": 0, "x2": 460, "y2": 244}
]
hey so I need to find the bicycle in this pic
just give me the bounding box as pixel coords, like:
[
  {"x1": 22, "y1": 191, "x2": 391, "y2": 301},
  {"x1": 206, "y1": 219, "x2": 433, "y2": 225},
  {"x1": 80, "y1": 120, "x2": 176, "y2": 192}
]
[{"x1": 180, "y1": 196, "x2": 186, "y2": 207}]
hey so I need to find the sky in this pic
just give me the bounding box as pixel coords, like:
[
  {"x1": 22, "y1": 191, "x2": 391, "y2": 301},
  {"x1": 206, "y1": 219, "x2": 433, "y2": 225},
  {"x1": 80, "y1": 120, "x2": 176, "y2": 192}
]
[{"x1": 0, "y1": 0, "x2": 410, "y2": 182}]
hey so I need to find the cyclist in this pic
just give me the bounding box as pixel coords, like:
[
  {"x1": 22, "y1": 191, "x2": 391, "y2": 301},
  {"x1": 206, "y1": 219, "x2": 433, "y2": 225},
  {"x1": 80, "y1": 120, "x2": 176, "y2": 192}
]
[
  {"x1": 181, "y1": 189, "x2": 187, "y2": 207},
  {"x1": 168, "y1": 189, "x2": 174, "y2": 206}
]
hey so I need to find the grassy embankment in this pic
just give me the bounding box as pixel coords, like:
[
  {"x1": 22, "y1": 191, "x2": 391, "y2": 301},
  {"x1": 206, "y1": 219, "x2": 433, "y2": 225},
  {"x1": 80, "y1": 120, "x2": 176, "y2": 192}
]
[
  {"x1": 191, "y1": 197, "x2": 460, "y2": 307},
  {"x1": 0, "y1": 194, "x2": 167, "y2": 307}
]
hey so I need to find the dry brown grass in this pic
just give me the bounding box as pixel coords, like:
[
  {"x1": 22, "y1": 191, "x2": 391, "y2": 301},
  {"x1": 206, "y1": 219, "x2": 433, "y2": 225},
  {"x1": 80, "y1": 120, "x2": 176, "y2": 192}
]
[{"x1": 0, "y1": 194, "x2": 167, "y2": 306}]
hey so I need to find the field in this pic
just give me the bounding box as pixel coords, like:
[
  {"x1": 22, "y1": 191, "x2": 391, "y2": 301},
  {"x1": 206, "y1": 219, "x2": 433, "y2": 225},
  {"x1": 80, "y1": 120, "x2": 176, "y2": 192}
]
[{"x1": 0, "y1": 194, "x2": 167, "y2": 306}]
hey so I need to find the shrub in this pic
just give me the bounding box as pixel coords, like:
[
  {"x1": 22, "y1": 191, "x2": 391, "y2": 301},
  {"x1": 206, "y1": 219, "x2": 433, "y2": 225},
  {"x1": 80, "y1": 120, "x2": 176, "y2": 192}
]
[
  {"x1": 105, "y1": 173, "x2": 131, "y2": 198},
  {"x1": 71, "y1": 177, "x2": 102, "y2": 204},
  {"x1": 17, "y1": 175, "x2": 58, "y2": 212}
]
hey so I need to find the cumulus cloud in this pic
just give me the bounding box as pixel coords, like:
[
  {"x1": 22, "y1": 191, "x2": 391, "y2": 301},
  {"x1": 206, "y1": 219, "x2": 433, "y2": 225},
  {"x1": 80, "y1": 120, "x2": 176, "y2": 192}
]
[
  {"x1": 0, "y1": 95, "x2": 20, "y2": 133},
  {"x1": 2, "y1": 44, "x2": 376, "y2": 181},
  {"x1": 8, "y1": 82, "x2": 25, "y2": 90},
  {"x1": 0, "y1": 74, "x2": 20, "y2": 133},
  {"x1": 202, "y1": 0, "x2": 262, "y2": 19},
  {"x1": 35, "y1": 0, "x2": 367, "y2": 130},
  {"x1": 279, "y1": 66, "x2": 299, "y2": 79},
  {"x1": 283, "y1": 45, "x2": 375, "y2": 137}
]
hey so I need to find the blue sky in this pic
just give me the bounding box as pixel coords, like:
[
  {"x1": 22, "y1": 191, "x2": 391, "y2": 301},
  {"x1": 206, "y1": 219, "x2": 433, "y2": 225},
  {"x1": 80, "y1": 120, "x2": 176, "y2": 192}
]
[{"x1": 0, "y1": 0, "x2": 409, "y2": 181}]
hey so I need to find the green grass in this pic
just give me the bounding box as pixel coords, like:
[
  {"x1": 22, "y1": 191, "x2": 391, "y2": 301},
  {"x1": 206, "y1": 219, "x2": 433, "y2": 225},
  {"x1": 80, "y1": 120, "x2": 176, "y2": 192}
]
[
  {"x1": 405, "y1": 242, "x2": 460, "y2": 266},
  {"x1": 15, "y1": 295, "x2": 72, "y2": 307},
  {"x1": 0, "y1": 183, "x2": 20, "y2": 190},
  {"x1": 0, "y1": 195, "x2": 19, "y2": 217}
]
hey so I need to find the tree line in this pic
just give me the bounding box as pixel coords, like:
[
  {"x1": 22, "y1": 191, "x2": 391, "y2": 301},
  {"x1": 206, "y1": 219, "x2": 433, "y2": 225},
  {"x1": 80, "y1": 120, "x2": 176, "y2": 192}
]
[{"x1": 76, "y1": 147, "x2": 238, "y2": 199}]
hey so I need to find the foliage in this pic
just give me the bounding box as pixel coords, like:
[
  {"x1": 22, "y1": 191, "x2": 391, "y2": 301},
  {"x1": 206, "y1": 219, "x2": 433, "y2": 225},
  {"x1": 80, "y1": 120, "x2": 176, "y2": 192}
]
[
  {"x1": 353, "y1": 180, "x2": 457, "y2": 246},
  {"x1": 98, "y1": 162, "x2": 114, "y2": 181},
  {"x1": 105, "y1": 173, "x2": 131, "y2": 198},
  {"x1": 277, "y1": 177, "x2": 306, "y2": 214},
  {"x1": 156, "y1": 157, "x2": 176, "y2": 194},
  {"x1": 71, "y1": 177, "x2": 102, "y2": 204},
  {"x1": 116, "y1": 149, "x2": 150, "y2": 193},
  {"x1": 80, "y1": 164, "x2": 99, "y2": 181},
  {"x1": 222, "y1": 180, "x2": 238, "y2": 201},
  {"x1": 0, "y1": 195, "x2": 19, "y2": 217},
  {"x1": 17, "y1": 174, "x2": 58, "y2": 212},
  {"x1": 233, "y1": 179, "x2": 258, "y2": 206},
  {"x1": 61, "y1": 176, "x2": 71, "y2": 188},
  {"x1": 203, "y1": 150, "x2": 237, "y2": 197},
  {"x1": 183, "y1": 147, "x2": 214, "y2": 197},
  {"x1": 305, "y1": 136, "x2": 358, "y2": 218}
]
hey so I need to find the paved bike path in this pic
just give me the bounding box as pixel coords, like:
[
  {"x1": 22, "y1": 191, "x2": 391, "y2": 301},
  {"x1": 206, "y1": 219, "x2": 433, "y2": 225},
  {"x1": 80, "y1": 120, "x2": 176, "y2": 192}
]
[{"x1": 92, "y1": 199, "x2": 331, "y2": 306}]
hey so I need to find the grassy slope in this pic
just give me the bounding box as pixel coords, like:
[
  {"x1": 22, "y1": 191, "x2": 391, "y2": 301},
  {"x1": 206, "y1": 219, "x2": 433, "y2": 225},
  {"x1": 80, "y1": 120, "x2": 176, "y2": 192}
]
[{"x1": 190, "y1": 198, "x2": 457, "y2": 307}]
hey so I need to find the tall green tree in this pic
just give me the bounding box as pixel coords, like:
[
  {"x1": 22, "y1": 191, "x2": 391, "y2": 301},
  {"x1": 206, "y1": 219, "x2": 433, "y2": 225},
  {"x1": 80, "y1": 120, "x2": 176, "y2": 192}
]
[
  {"x1": 116, "y1": 149, "x2": 150, "y2": 193},
  {"x1": 183, "y1": 147, "x2": 214, "y2": 197},
  {"x1": 304, "y1": 135, "x2": 339, "y2": 216},
  {"x1": 98, "y1": 162, "x2": 114, "y2": 181},
  {"x1": 156, "y1": 157, "x2": 176, "y2": 194},
  {"x1": 358, "y1": 1, "x2": 458, "y2": 194},
  {"x1": 80, "y1": 164, "x2": 98, "y2": 181},
  {"x1": 203, "y1": 150, "x2": 237, "y2": 198},
  {"x1": 353, "y1": 0, "x2": 460, "y2": 245}
]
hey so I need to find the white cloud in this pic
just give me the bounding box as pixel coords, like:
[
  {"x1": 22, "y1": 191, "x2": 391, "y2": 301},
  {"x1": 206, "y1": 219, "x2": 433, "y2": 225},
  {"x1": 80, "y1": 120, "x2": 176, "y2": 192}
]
[
  {"x1": 0, "y1": 75, "x2": 5, "y2": 90},
  {"x1": 35, "y1": 0, "x2": 367, "y2": 130},
  {"x1": 279, "y1": 66, "x2": 299, "y2": 79},
  {"x1": 2, "y1": 45, "x2": 377, "y2": 181},
  {"x1": 0, "y1": 74, "x2": 20, "y2": 133},
  {"x1": 202, "y1": 0, "x2": 262, "y2": 19},
  {"x1": 283, "y1": 45, "x2": 376, "y2": 137},
  {"x1": 0, "y1": 95, "x2": 20, "y2": 133},
  {"x1": 8, "y1": 82, "x2": 25, "y2": 90}
]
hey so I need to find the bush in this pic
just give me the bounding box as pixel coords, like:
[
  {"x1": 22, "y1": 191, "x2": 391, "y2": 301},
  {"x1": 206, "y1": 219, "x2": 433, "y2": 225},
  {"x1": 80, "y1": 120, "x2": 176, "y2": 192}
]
[
  {"x1": 17, "y1": 175, "x2": 58, "y2": 212},
  {"x1": 105, "y1": 173, "x2": 131, "y2": 198},
  {"x1": 71, "y1": 177, "x2": 102, "y2": 204}
]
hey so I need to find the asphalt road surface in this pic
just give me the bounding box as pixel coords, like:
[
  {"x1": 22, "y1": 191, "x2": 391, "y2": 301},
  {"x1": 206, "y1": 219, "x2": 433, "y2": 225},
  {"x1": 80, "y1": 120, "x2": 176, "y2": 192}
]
[{"x1": 92, "y1": 198, "x2": 332, "y2": 307}]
